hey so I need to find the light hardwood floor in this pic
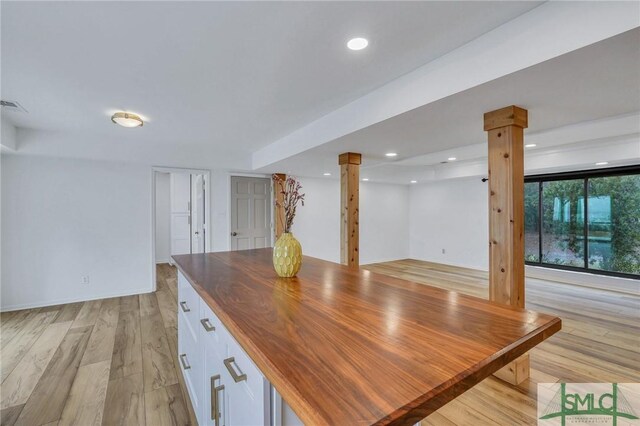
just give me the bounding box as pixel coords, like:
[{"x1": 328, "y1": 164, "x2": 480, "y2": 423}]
[
  {"x1": 0, "y1": 264, "x2": 197, "y2": 426},
  {"x1": 1, "y1": 261, "x2": 638, "y2": 426},
  {"x1": 363, "y1": 260, "x2": 640, "y2": 426}
]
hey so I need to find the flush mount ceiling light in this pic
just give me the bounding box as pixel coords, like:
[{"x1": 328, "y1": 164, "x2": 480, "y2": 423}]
[
  {"x1": 362, "y1": 178, "x2": 369, "y2": 181},
  {"x1": 410, "y1": 180, "x2": 417, "y2": 184},
  {"x1": 111, "y1": 112, "x2": 143, "y2": 128},
  {"x1": 595, "y1": 161, "x2": 609, "y2": 166},
  {"x1": 385, "y1": 152, "x2": 398, "y2": 158},
  {"x1": 448, "y1": 157, "x2": 457, "y2": 161},
  {"x1": 525, "y1": 144, "x2": 537, "y2": 148},
  {"x1": 347, "y1": 37, "x2": 368, "y2": 51},
  {"x1": 323, "y1": 172, "x2": 331, "y2": 176}
]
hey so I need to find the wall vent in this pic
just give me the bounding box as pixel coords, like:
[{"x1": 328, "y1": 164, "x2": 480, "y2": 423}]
[{"x1": 1, "y1": 100, "x2": 28, "y2": 113}]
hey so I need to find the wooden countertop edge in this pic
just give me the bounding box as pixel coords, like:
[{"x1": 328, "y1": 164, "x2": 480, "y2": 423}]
[
  {"x1": 379, "y1": 316, "x2": 562, "y2": 425},
  {"x1": 175, "y1": 260, "x2": 562, "y2": 426}
]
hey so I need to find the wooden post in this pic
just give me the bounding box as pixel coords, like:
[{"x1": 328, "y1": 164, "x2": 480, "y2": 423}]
[
  {"x1": 339, "y1": 153, "x2": 361, "y2": 267},
  {"x1": 273, "y1": 173, "x2": 286, "y2": 241},
  {"x1": 484, "y1": 105, "x2": 530, "y2": 385}
]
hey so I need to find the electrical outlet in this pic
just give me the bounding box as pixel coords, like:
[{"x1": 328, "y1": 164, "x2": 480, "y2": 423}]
[
  {"x1": 81, "y1": 276, "x2": 90, "y2": 284},
  {"x1": 442, "y1": 249, "x2": 446, "y2": 254}
]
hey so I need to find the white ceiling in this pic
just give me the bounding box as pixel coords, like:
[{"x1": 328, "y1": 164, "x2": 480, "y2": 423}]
[
  {"x1": 1, "y1": 1, "x2": 542, "y2": 167},
  {"x1": 258, "y1": 28, "x2": 640, "y2": 182}
]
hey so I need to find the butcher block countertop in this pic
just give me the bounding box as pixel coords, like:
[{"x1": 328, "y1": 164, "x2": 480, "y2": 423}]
[{"x1": 172, "y1": 249, "x2": 561, "y2": 426}]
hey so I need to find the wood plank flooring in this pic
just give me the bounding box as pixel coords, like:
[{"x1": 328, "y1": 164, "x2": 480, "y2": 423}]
[
  {"x1": 363, "y1": 259, "x2": 640, "y2": 426},
  {"x1": 0, "y1": 264, "x2": 196, "y2": 426},
  {"x1": 1, "y1": 261, "x2": 637, "y2": 425}
]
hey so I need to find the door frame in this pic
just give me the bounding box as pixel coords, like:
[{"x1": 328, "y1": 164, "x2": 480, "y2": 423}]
[
  {"x1": 151, "y1": 166, "x2": 211, "y2": 291},
  {"x1": 228, "y1": 173, "x2": 273, "y2": 251}
]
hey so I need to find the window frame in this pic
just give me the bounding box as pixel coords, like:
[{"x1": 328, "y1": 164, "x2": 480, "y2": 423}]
[{"x1": 524, "y1": 165, "x2": 640, "y2": 280}]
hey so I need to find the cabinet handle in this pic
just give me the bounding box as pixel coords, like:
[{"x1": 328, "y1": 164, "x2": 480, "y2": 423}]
[
  {"x1": 223, "y1": 357, "x2": 247, "y2": 382},
  {"x1": 211, "y1": 374, "x2": 225, "y2": 425},
  {"x1": 200, "y1": 318, "x2": 215, "y2": 332},
  {"x1": 179, "y1": 354, "x2": 191, "y2": 370},
  {"x1": 180, "y1": 301, "x2": 190, "y2": 312}
]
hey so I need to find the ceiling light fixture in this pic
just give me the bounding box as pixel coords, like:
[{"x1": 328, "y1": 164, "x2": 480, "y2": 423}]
[
  {"x1": 410, "y1": 180, "x2": 417, "y2": 184},
  {"x1": 347, "y1": 37, "x2": 368, "y2": 51},
  {"x1": 323, "y1": 172, "x2": 331, "y2": 176},
  {"x1": 385, "y1": 152, "x2": 398, "y2": 158},
  {"x1": 525, "y1": 144, "x2": 537, "y2": 148},
  {"x1": 362, "y1": 178, "x2": 369, "y2": 181},
  {"x1": 595, "y1": 161, "x2": 609, "y2": 166},
  {"x1": 111, "y1": 112, "x2": 143, "y2": 128},
  {"x1": 448, "y1": 157, "x2": 457, "y2": 161}
]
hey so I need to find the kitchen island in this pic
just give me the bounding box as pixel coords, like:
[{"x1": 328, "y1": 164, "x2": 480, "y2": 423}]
[{"x1": 173, "y1": 249, "x2": 561, "y2": 426}]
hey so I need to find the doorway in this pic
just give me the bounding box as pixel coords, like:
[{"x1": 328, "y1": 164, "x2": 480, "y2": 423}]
[
  {"x1": 153, "y1": 168, "x2": 210, "y2": 271},
  {"x1": 230, "y1": 176, "x2": 272, "y2": 250}
]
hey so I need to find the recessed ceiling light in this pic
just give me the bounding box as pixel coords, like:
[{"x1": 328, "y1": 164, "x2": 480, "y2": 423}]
[
  {"x1": 410, "y1": 180, "x2": 417, "y2": 184},
  {"x1": 347, "y1": 37, "x2": 368, "y2": 51},
  {"x1": 323, "y1": 172, "x2": 331, "y2": 176},
  {"x1": 111, "y1": 112, "x2": 143, "y2": 128},
  {"x1": 595, "y1": 161, "x2": 609, "y2": 166},
  {"x1": 362, "y1": 178, "x2": 369, "y2": 181},
  {"x1": 525, "y1": 144, "x2": 537, "y2": 148},
  {"x1": 385, "y1": 152, "x2": 398, "y2": 158},
  {"x1": 448, "y1": 157, "x2": 457, "y2": 161}
]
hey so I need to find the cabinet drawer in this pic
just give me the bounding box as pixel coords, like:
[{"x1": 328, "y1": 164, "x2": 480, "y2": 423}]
[
  {"x1": 199, "y1": 300, "x2": 226, "y2": 361},
  {"x1": 178, "y1": 271, "x2": 200, "y2": 343}
]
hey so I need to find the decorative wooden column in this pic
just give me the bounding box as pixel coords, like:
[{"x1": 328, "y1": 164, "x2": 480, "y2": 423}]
[
  {"x1": 339, "y1": 152, "x2": 361, "y2": 267},
  {"x1": 484, "y1": 105, "x2": 530, "y2": 385},
  {"x1": 273, "y1": 173, "x2": 286, "y2": 241}
]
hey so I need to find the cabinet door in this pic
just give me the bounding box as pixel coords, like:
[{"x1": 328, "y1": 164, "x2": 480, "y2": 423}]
[
  {"x1": 203, "y1": 337, "x2": 226, "y2": 426},
  {"x1": 178, "y1": 313, "x2": 202, "y2": 425},
  {"x1": 221, "y1": 353, "x2": 268, "y2": 426}
]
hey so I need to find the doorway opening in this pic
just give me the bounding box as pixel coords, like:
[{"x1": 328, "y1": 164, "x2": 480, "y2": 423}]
[{"x1": 152, "y1": 167, "x2": 211, "y2": 289}]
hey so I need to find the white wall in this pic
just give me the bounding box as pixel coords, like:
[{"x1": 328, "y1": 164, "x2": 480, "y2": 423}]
[
  {"x1": 293, "y1": 177, "x2": 410, "y2": 265},
  {"x1": 154, "y1": 172, "x2": 171, "y2": 263},
  {"x1": 1, "y1": 116, "x2": 18, "y2": 151},
  {"x1": 409, "y1": 177, "x2": 488, "y2": 271},
  {"x1": 1, "y1": 155, "x2": 153, "y2": 310}
]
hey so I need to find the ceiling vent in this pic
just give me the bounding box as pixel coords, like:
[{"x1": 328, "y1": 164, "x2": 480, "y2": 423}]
[{"x1": 1, "y1": 100, "x2": 28, "y2": 113}]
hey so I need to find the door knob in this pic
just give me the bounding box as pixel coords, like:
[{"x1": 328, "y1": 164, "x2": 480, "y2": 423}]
[{"x1": 231, "y1": 232, "x2": 238, "y2": 236}]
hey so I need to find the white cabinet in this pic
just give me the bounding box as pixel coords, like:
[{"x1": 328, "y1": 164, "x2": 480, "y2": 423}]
[
  {"x1": 219, "y1": 324, "x2": 269, "y2": 426},
  {"x1": 178, "y1": 271, "x2": 301, "y2": 426},
  {"x1": 178, "y1": 279, "x2": 203, "y2": 425}
]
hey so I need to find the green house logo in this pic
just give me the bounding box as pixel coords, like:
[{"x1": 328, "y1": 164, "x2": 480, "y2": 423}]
[{"x1": 538, "y1": 383, "x2": 639, "y2": 425}]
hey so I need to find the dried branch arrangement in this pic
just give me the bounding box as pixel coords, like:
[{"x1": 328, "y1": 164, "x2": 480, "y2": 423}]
[{"x1": 273, "y1": 174, "x2": 305, "y2": 234}]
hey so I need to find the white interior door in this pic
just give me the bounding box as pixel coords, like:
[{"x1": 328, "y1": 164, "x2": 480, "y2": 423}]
[
  {"x1": 230, "y1": 177, "x2": 271, "y2": 251},
  {"x1": 191, "y1": 174, "x2": 206, "y2": 254},
  {"x1": 171, "y1": 173, "x2": 192, "y2": 256}
]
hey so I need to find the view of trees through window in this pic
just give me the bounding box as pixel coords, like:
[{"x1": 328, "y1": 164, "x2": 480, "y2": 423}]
[{"x1": 524, "y1": 168, "x2": 640, "y2": 277}]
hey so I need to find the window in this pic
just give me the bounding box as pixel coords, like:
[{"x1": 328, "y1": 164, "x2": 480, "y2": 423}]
[{"x1": 524, "y1": 166, "x2": 640, "y2": 279}]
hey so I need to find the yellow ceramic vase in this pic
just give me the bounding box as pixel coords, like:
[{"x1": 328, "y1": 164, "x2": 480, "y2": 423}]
[{"x1": 273, "y1": 233, "x2": 302, "y2": 278}]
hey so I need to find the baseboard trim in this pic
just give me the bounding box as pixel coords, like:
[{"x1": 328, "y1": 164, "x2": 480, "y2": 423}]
[
  {"x1": 525, "y1": 265, "x2": 639, "y2": 296},
  {"x1": 361, "y1": 256, "x2": 410, "y2": 266},
  {"x1": 0, "y1": 286, "x2": 154, "y2": 312}
]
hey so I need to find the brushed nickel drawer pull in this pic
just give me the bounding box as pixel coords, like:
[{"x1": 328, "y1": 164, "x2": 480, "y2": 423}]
[
  {"x1": 223, "y1": 357, "x2": 247, "y2": 382},
  {"x1": 200, "y1": 318, "x2": 215, "y2": 332},
  {"x1": 179, "y1": 354, "x2": 191, "y2": 370},
  {"x1": 180, "y1": 301, "x2": 190, "y2": 312},
  {"x1": 211, "y1": 374, "x2": 224, "y2": 425}
]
